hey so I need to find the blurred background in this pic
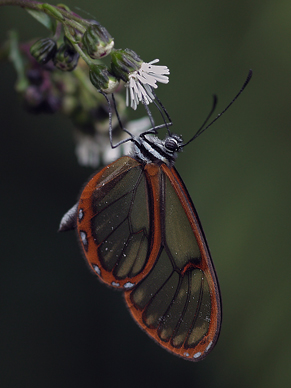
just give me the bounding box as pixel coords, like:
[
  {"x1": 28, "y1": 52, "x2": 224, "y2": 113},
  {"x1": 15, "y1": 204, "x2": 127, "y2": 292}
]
[{"x1": 0, "y1": 1, "x2": 290, "y2": 387}]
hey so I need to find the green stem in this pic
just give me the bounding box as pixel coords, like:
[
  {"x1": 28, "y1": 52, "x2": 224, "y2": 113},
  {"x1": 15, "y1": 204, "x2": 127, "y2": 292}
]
[
  {"x1": 74, "y1": 67, "x2": 102, "y2": 104},
  {"x1": 8, "y1": 30, "x2": 29, "y2": 91},
  {"x1": 0, "y1": 0, "x2": 44, "y2": 11},
  {"x1": 64, "y1": 25, "x2": 95, "y2": 66},
  {"x1": 0, "y1": 0, "x2": 90, "y2": 31}
]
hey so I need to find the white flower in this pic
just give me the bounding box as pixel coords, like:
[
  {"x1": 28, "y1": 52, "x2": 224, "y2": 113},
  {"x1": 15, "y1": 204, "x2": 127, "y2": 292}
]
[
  {"x1": 125, "y1": 59, "x2": 170, "y2": 110},
  {"x1": 74, "y1": 116, "x2": 151, "y2": 168}
]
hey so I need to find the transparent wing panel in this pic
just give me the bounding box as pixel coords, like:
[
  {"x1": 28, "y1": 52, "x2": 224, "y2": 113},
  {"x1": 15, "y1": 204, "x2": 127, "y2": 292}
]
[{"x1": 78, "y1": 157, "x2": 151, "y2": 282}]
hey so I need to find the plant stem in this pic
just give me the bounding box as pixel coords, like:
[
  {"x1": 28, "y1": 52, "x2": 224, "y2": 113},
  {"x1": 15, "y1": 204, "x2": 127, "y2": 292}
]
[
  {"x1": 74, "y1": 66, "x2": 103, "y2": 105},
  {"x1": 64, "y1": 25, "x2": 94, "y2": 66},
  {"x1": 0, "y1": 0, "x2": 91, "y2": 29},
  {"x1": 0, "y1": 0, "x2": 41, "y2": 10}
]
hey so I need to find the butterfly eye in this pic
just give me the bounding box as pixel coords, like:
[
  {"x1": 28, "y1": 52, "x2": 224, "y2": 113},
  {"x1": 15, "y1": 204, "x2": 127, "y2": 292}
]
[{"x1": 164, "y1": 137, "x2": 179, "y2": 152}]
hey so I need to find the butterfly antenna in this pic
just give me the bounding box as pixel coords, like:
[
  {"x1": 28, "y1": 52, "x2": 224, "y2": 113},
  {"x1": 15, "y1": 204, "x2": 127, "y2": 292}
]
[
  {"x1": 183, "y1": 94, "x2": 218, "y2": 144},
  {"x1": 184, "y1": 69, "x2": 253, "y2": 146}
]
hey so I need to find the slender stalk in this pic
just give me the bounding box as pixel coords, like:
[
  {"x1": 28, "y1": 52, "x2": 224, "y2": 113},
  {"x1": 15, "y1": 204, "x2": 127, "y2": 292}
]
[
  {"x1": 0, "y1": 0, "x2": 44, "y2": 10},
  {"x1": 74, "y1": 66, "x2": 103, "y2": 103},
  {"x1": 63, "y1": 25, "x2": 93, "y2": 66},
  {"x1": 0, "y1": 0, "x2": 91, "y2": 30}
]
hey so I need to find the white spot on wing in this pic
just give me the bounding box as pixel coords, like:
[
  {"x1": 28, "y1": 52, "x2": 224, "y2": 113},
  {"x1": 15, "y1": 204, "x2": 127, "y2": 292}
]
[
  {"x1": 184, "y1": 352, "x2": 190, "y2": 357},
  {"x1": 92, "y1": 264, "x2": 101, "y2": 275},
  {"x1": 124, "y1": 282, "x2": 135, "y2": 289},
  {"x1": 80, "y1": 231, "x2": 87, "y2": 246},
  {"x1": 112, "y1": 282, "x2": 120, "y2": 287},
  {"x1": 193, "y1": 352, "x2": 202, "y2": 359},
  {"x1": 78, "y1": 208, "x2": 84, "y2": 221},
  {"x1": 206, "y1": 341, "x2": 213, "y2": 352}
]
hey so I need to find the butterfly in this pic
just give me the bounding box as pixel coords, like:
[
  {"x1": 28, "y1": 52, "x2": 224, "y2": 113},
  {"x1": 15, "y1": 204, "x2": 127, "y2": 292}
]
[{"x1": 60, "y1": 70, "x2": 252, "y2": 361}]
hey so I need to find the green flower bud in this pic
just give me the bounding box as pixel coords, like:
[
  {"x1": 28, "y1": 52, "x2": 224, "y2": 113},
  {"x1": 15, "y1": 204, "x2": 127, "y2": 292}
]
[
  {"x1": 82, "y1": 23, "x2": 114, "y2": 59},
  {"x1": 53, "y1": 40, "x2": 79, "y2": 71},
  {"x1": 30, "y1": 38, "x2": 57, "y2": 65},
  {"x1": 89, "y1": 64, "x2": 119, "y2": 93},
  {"x1": 110, "y1": 48, "x2": 143, "y2": 82}
]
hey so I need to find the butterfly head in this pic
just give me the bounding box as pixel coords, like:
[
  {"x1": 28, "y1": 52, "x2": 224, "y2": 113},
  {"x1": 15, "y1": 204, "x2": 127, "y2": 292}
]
[
  {"x1": 164, "y1": 133, "x2": 184, "y2": 153},
  {"x1": 132, "y1": 132, "x2": 184, "y2": 166}
]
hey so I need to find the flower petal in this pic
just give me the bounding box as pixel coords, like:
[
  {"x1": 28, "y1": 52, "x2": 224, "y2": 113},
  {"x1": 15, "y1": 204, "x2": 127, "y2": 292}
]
[{"x1": 125, "y1": 59, "x2": 170, "y2": 109}]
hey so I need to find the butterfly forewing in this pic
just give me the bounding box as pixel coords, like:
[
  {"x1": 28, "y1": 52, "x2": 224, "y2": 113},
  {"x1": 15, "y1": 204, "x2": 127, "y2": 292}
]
[
  {"x1": 77, "y1": 156, "x2": 160, "y2": 288},
  {"x1": 124, "y1": 163, "x2": 221, "y2": 361}
]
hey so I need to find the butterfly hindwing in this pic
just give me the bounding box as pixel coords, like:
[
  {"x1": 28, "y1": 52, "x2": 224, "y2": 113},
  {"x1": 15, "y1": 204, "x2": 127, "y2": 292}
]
[{"x1": 124, "y1": 163, "x2": 221, "y2": 361}]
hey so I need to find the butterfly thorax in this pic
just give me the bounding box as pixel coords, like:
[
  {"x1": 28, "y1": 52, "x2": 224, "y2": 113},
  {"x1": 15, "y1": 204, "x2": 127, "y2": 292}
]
[{"x1": 131, "y1": 133, "x2": 184, "y2": 166}]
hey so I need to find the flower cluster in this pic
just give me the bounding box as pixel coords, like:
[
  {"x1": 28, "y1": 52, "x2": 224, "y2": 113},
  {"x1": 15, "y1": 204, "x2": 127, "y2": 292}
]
[
  {"x1": 1, "y1": 1, "x2": 171, "y2": 167},
  {"x1": 26, "y1": 3, "x2": 170, "y2": 111}
]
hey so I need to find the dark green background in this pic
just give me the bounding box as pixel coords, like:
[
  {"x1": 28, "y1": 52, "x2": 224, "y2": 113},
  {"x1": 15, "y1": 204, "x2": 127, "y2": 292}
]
[{"x1": 1, "y1": 1, "x2": 290, "y2": 387}]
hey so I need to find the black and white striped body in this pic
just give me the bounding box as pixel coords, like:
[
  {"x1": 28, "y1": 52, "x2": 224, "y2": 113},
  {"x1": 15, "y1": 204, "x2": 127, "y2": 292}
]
[{"x1": 131, "y1": 133, "x2": 184, "y2": 166}]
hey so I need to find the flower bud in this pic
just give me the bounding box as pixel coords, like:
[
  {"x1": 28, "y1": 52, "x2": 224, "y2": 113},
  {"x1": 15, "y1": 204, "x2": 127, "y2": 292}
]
[
  {"x1": 110, "y1": 48, "x2": 143, "y2": 82},
  {"x1": 53, "y1": 39, "x2": 79, "y2": 71},
  {"x1": 30, "y1": 38, "x2": 57, "y2": 65},
  {"x1": 82, "y1": 23, "x2": 114, "y2": 59},
  {"x1": 89, "y1": 64, "x2": 119, "y2": 93}
]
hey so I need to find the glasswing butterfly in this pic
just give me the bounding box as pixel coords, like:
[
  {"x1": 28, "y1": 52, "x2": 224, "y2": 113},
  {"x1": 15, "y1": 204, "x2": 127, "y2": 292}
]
[{"x1": 60, "y1": 70, "x2": 252, "y2": 361}]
